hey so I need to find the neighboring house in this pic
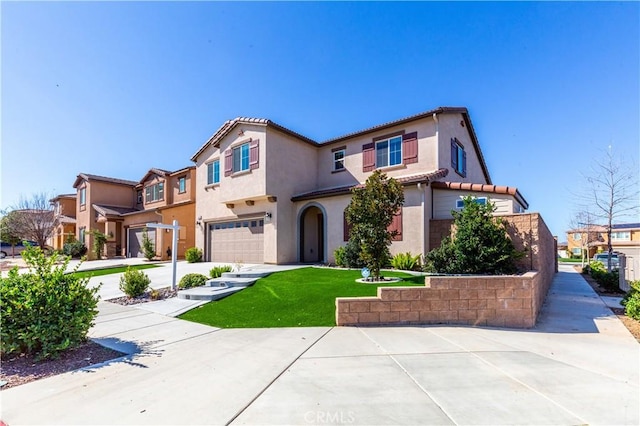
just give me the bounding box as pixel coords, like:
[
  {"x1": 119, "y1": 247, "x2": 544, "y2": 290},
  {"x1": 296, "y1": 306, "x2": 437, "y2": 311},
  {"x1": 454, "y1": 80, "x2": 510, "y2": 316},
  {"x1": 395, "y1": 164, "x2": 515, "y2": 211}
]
[
  {"x1": 48, "y1": 194, "x2": 77, "y2": 251},
  {"x1": 566, "y1": 225, "x2": 606, "y2": 259},
  {"x1": 566, "y1": 222, "x2": 640, "y2": 281},
  {"x1": 72, "y1": 168, "x2": 196, "y2": 260},
  {"x1": 191, "y1": 106, "x2": 529, "y2": 264}
]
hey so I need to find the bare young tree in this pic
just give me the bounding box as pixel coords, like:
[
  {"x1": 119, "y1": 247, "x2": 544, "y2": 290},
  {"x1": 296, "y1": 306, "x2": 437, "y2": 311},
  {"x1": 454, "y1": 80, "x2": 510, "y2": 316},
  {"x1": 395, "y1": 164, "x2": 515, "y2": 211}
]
[
  {"x1": 4, "y1": 192, "x2": 55, "y2": 249},
  {"x1": 568, "y1": 210, "x2": 602, "y2": 267},
  {"x1": 584, "y1": 147, "x2": 640, "y2": 271}
]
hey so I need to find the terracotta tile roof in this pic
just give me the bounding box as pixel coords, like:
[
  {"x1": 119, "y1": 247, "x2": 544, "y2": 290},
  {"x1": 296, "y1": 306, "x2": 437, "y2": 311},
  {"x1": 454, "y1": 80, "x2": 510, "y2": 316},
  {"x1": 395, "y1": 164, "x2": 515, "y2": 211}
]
[
  {"x1": 191, "y1": 117, "x2": 316, "y2": 161},
  {"x1": 190, "y1": 107, "x2": 492, "y2": 185},
  {"x1": 431, "y1": 181, "x2": 529, "y2": 210},
  {"x1": 291, "y1": 168, "x2": 449, "y2": 202},
  {"x1": 49, "y1": 193, "x2": 76, "y2": 202},
  {"x1": 55, "y1": 215, "x2": 77, "y2": 224},
  {"x1": 73, "y1": 173, "x2": 138, "y2": 188},
  {"x1": 320, "y1": 107, "x2": 468, "y2": 145}
]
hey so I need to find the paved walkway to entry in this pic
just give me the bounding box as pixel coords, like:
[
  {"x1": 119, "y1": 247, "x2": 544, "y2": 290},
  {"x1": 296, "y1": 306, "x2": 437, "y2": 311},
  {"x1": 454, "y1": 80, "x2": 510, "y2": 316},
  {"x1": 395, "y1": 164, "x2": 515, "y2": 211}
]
[{"x1": 2, "y1": 265, "x2": 639, "y2": 425}]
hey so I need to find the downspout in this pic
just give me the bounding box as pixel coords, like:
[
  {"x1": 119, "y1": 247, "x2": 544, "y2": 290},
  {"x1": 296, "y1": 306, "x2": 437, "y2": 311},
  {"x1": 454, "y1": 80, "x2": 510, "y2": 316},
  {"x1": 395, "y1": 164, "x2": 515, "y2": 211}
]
[{"x1": 417, "y1": 182, "x2": 426, "y2": 256}]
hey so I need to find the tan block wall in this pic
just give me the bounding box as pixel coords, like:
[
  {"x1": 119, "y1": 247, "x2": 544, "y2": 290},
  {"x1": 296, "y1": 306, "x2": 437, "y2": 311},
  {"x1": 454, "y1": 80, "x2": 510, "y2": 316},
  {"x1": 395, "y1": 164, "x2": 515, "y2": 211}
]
[
  {"x1": 336, "y1": 212, "x2": 556, "y2": 329},
  {"x1": 337, "y1": 272, "x2": 547, "y2": 328}
]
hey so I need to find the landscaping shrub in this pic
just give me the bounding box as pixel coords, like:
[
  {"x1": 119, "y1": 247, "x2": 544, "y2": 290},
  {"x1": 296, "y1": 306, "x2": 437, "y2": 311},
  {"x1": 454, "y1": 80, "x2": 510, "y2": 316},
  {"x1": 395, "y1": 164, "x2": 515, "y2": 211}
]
[
  {"x1": 210, "y1": 265, "x2": 232, "y2": 278},
  {"x1": 391, "y1": 252, "x2": 421, "y2": 271},
  {"x1": 0, "y1": 246, "x2": 100, "y2": 360},
  {"x1": 89, "y1": 229, "x2": 107, "y2": 260},
  {"x1": 142, "y1": 228, "x2": 155, "y2": 260},
  {"x1": 119, "y1": 267, "x2": 151, "y2": 298},
  {"x1": 62, "y1": 238, "x2": 87, "y2": 258},
  {"x1": 423, "y1": 196, "x2": 522, "y2": 275},
  {"x1": 588, "y1": 261, "x2": 620, "y2": 291},
  {"x1": 179, "y1": 273, "x2": 208, "y2": 289},
  {"x1": 622, "y1": 280, "x2": 640, "y2": 320},
  {"x1": 185, "y1": 247, "x2": 202, "y2": 263},
  {"x1": 334, "y1": 239, "x2": 366, "y2": 269}
]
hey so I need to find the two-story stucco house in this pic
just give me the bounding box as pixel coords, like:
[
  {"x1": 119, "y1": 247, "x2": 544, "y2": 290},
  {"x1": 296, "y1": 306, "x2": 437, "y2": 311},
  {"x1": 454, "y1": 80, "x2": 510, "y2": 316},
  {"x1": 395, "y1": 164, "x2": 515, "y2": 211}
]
[
  {"x1": 49, "y1": 193, "x2": 77, "y2": 251},
  {"x1": 72, "y1": 167, "x2": 196, "y2": 259},
  {"x1": 192, "y1": 106, "x2": 529, "y2": 265}
]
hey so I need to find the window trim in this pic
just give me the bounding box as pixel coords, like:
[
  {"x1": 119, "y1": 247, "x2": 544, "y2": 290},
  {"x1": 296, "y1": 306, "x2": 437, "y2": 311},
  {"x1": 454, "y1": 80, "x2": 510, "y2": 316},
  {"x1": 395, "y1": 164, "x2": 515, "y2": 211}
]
[
  {"x1": 451, "y1": 138, "x2": 467, "y2": 177},
  {"x1": 145, "y1": 181, "x2": 165, "y2": 203},
  {"x1": 207, "y1": 159, "x2": 221, "y2": 186},
  {"x1": 611, "y1": 231, "x2": 631, "y2": 241},
  {"x1": 79, "y1": 187, "x2": 86, "y2": 206},
  {"x1": 332, "y1": 148, "x2": 346, "y2": 173},
  {"x1": 375, "y1": 135, "x2": 403, "y2": 169},
  {"x1": 232, "y1": 143, "x2": 250, "y2": 173},
  {"x1": 178, "y1": 176, "x2": 187, "y2": 194},
  {"x1": 455, "y1": 197, "x2": 487, "y2": 209}
]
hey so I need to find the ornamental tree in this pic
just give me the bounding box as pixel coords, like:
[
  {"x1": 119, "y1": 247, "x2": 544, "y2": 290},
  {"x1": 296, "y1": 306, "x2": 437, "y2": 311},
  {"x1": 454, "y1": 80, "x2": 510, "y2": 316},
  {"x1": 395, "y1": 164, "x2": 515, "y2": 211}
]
[
  {"x1": 424, "y1": 196, "x2": 521, "y2": 275},
  {"x1": 345, "y1": 170, "x2": 404, "y2": 281}
]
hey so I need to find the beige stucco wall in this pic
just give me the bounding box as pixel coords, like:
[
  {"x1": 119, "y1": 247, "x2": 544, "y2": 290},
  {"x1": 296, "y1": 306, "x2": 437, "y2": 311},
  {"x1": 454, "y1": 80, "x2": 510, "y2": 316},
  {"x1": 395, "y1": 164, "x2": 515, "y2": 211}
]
[
  {"x1": 432, "y1": 189, "x2": 524, "y2": 219},
  {"x1": 436, "y1": 113, "x2": 488, "y2": 184},
  {"x1": 316, "y1": 117, "x2": 439, "y2": 189}
]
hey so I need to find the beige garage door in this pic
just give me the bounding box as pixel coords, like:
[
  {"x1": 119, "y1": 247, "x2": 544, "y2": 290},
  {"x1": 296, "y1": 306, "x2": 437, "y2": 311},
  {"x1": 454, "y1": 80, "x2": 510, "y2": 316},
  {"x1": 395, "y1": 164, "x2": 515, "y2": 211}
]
[{"x1": 209, "y1": 219, "x2": 264, "y2": 263}]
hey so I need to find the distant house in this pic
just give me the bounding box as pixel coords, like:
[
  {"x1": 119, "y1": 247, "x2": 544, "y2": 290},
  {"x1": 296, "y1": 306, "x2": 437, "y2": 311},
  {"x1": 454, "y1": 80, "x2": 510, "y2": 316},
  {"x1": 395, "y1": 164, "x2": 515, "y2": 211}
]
[
  {"x1": 191, "y1": 106, "x2": 529, "y2": 264},
  {"x1": 72, "y1": 167, "x2": 196, "y2": 260},
  {"x1": 49, "y1": 193, "x2": 77, "y2": 251},
  {"x1": 566, "y1": 222, "x2": 640, "y2": 281}
]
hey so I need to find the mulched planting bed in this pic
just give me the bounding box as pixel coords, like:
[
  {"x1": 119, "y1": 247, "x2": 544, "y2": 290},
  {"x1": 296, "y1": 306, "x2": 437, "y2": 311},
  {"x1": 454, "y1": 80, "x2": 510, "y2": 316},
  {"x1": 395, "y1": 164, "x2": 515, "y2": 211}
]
[
  {"x1": 0, "y1": 341, "x2": 125, "y2": 390},
  {"x1": 106, "y1": 287, "x2": 177, "y2": 306}
]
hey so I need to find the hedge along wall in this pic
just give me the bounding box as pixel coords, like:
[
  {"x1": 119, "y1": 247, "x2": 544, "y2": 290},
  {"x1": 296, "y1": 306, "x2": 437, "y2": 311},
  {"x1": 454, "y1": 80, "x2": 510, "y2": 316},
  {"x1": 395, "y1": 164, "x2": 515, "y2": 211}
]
[{"x1": 336, "y1": 213, "x2": 557, "y2": 328}]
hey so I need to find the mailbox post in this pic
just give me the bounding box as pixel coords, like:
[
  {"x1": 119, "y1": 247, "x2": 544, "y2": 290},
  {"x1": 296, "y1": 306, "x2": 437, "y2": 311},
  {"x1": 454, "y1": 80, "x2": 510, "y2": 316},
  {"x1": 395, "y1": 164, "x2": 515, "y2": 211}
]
[{"x1": 146, "y1": 220, "x2": 179, "y2": 290}]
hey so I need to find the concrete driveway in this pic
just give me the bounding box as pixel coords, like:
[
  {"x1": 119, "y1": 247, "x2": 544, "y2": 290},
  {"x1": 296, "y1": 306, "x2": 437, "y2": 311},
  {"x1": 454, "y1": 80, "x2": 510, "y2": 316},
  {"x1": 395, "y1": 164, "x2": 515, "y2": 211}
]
[{"x1": 1, "y1": 265, "x2": 638, "y2": 425}]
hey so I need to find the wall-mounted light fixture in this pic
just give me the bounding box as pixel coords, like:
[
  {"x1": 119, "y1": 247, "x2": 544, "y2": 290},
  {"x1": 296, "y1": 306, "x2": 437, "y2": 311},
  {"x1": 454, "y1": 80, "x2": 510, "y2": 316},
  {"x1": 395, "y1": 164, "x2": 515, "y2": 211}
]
[
  {"x1": 264, "y1": 212, "x2": 272, "y2": 223},
  {"x1": 196, "y1": 215, "x2": 202, "y2": 226}
]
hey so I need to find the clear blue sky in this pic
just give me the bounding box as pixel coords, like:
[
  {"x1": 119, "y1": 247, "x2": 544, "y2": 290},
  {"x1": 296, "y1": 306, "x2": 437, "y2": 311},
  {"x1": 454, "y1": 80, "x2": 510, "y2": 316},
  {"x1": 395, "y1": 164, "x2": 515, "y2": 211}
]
[{"x1": 2, "y1": 2, "x2": 639, "y2": 239}]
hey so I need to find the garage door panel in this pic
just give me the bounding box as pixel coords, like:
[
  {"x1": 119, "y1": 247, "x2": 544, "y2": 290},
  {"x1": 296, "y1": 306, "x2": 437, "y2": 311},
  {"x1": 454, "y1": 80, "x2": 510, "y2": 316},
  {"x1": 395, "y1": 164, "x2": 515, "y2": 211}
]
[
  {"x1": 128, "y1": 228, "x2": 156, "y2": 258},
  {"x1": 209, "y1": 219, "x2": 264, "y2": 263}
]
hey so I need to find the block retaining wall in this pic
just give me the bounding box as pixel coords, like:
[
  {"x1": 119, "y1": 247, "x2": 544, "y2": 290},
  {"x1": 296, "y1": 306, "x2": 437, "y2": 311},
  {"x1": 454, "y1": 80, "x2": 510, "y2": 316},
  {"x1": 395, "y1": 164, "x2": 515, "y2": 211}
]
[{"x1": 336, "y1": 213, "x2": 556, "y2": 329}]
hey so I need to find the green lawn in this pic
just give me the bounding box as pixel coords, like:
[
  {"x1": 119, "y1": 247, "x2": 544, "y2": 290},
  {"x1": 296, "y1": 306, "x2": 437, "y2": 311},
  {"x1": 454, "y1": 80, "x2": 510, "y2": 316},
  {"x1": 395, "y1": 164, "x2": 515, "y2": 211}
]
[
  {"x1": 72, "y1": 264, "x2": 159, "y2": 279},
  {"x1": 179, "y1": 267, "x2": 424, "y2": 328}
]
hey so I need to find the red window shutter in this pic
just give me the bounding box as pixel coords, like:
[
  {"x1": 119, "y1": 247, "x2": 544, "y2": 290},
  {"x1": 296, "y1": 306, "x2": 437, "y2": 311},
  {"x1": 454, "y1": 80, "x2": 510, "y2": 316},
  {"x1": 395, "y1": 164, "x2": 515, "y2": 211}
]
[
  {"x1": 343, "y1": 211, "x2": 352, "y2": 242},
  {"x1": 451, "y1": 138, "x2": 458, "y2": 170},
  {"x1": 249, "y1": 139, "x2": 259, "y2": 170},
  {"x1": 362, "y1": 143, "x2": 375, "y2": 172},
  {"x1": 402, "y1": 132, "x2": 418, "y2": 164},
  {"x1": 224, "y1": 150, "x2": 233, "y2": 177},
  {"x1": 388, "y1": 209, "x2": 403, "y2": 241}
]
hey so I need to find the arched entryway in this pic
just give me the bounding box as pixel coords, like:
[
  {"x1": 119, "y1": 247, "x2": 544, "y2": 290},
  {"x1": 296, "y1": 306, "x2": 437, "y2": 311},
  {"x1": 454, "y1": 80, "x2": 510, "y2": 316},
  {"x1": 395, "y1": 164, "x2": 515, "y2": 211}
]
[{"x1": 299, "y1": 204, "x2": 326, "y2": 263}]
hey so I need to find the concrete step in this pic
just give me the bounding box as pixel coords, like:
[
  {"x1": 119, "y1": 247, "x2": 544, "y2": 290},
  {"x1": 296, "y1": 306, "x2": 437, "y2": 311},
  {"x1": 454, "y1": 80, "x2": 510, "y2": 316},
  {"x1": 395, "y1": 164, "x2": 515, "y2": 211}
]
[
  {"x1": 221, "y1": 271, "x2": 272, "y2": 279},
  {"x1": 207, "y1": 277, "x2": 258, "y2": 287},
  {"x1": 177, "y1": 286, "x2": 244, "y2": 301}
]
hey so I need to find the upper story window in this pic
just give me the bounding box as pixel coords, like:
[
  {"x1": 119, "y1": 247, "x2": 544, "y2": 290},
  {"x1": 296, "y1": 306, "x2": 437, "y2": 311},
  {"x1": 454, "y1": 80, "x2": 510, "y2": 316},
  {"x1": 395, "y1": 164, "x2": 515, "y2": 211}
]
[
  {"x1": 611, "y1": 231, "x2": 630, "y2": 241},
  {"x1": 376, "y1": 136, "x2": 402, "y2": 168},
  {"x1": 362, "y1": 132, "x2": 417, "y2": 173},
  {"x1": 573, "y1": 232, "x2": 582, "y2": 241},
  {"x1": 451, "y1": 138, "x2": 467, "y2": 177},
  {"x1": 333, "y1": 147, "x2": 346, "y2": 172},
  {"x1": 137, "y1": 190, "x2": 143, "y2": 204},
  {"x1": 225, "y1": 139, "x2": 259, "y2": 177},
  {"x1": 178, "y1": 176, "x2": 187, "y2": 193},
  {"x1": 233, "y1": 143, "x2": 250, "y2": 172},
  {"x1": 79, "y1": 187, "x2": 86, "y2": 206},
  {"x1": 145, "y1": 182, "x2": 164, "y2": 203},
  {"x1": 207, "y1": 160, "x2": 220, "y2": 185}
]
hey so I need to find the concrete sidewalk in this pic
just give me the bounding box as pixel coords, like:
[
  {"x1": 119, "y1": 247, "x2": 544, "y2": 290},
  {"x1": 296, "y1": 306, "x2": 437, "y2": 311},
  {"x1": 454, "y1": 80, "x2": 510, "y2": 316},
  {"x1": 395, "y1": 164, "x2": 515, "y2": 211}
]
[{"x1": 1, "y1": 265, "x2": 638, "y2": 425}]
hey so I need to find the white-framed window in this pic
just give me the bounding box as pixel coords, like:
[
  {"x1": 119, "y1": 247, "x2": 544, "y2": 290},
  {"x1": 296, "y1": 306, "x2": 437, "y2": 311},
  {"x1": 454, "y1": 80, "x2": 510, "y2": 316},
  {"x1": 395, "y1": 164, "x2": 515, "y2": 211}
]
[
  {"x1": 207, "y1": 160, "x2": 220, "y2": 185},
  {"x1": 611, "y1": 231, "x2": 630, "y2": 241},
  {"x1": 79, "y1": 227, "x2": 86, "y2": 244},
  {"x1": 79, "y1": 187, "x2": 86, "y2": 206},
  {"x1": 145, "y1": 182, "x2": 164, "y2": 202},
  {"x1": 572, "y1": 248, "x2": 581, "y2": 255},
  {"x1": 573, "y1": 233, "x2": 582, "y2": 241},
  {"x1": 376, "y1": 136, "x2": 402, "y2": 168},
  {"x1": 178, "y1": 176, "x2": 187, "y2": 193},
  {"x1": 233, "y1": 143, "x2": 250, "y2": 172},
  {"x1": 333, "y1": 149, "x2": 346, "y2": 172},
  {"x1": 455, "y1": 197, "x2": 487, "y2": 209}
]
